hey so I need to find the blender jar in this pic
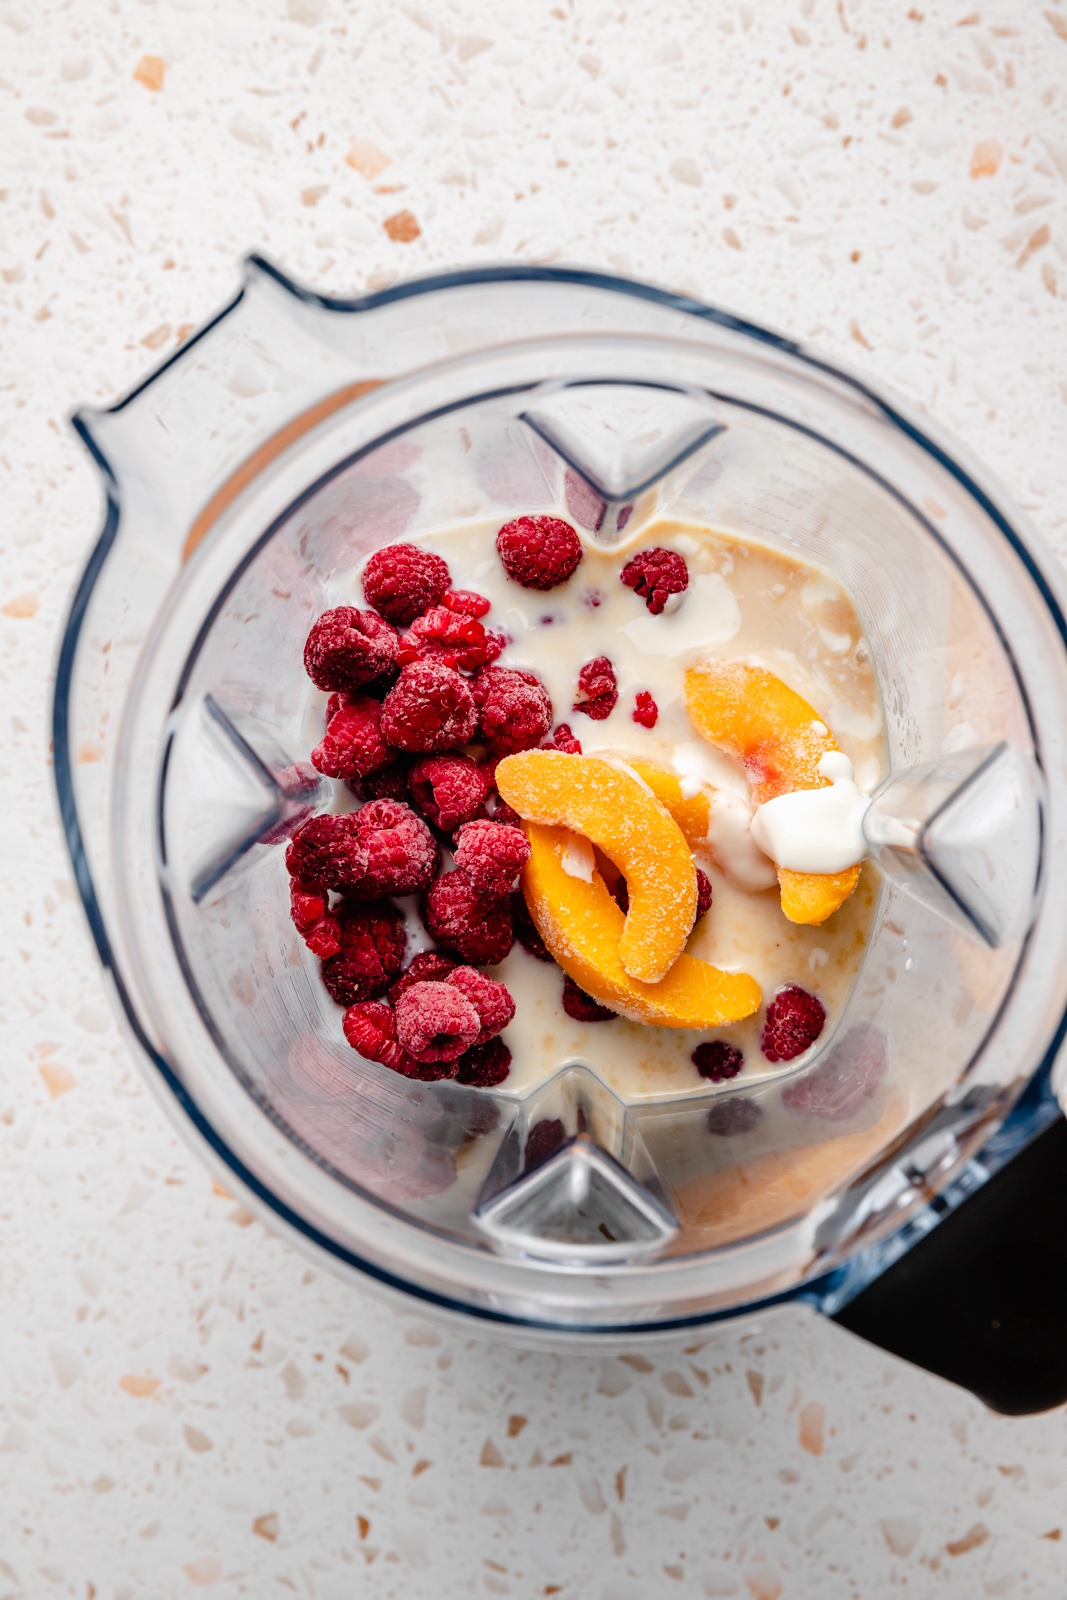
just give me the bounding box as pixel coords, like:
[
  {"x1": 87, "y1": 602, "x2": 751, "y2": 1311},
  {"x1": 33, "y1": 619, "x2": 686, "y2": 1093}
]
[{"x1": 55, "y1": 259, "x2": 1067, "y2": 1336}]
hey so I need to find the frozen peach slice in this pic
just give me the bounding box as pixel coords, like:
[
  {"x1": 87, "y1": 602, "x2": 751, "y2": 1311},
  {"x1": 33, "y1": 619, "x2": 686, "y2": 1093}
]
[
  {"x1": 684, "y1": 661, "x2": 859, "y2": 926},
  {"x1": 496, "y1": 750, "x2": 697, "y2": 984},
  {"x1": 627, "y1": 760, "x2": 710, "y2": 852},
  {"x1": 521, "y1": 822, "x2": 762, "y2": 1028}
]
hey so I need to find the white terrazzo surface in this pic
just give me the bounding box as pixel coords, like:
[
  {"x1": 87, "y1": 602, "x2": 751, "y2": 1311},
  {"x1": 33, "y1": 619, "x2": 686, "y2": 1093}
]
[{"x1": 3, "y1": 0, "x2": 1067, "y2": 1595}]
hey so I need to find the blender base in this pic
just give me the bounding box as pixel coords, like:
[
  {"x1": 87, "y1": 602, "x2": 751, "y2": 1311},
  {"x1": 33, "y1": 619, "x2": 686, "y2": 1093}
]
[{"x1": 834, "y1": 1115, "x2": 1067, "y2": 1415}]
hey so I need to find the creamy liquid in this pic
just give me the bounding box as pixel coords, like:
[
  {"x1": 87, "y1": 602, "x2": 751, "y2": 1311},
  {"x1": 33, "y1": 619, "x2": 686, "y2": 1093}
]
[{"x1": 345, "y1": 516, "x2": 887, "y2": 1104}]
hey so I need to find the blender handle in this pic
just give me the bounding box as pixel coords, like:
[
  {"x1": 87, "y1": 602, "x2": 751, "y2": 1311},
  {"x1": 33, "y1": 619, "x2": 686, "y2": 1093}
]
[{"x1": 833, "y1": 1112, "x2": 1067, "y2": 1415}]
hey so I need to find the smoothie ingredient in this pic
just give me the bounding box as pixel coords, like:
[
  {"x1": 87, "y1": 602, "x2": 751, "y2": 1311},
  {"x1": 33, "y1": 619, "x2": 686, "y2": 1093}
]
[
  {"x1": 496, "y1": 514, "x2": 584, "y2": 591},
  {"x1": 362, "y1": 542, "x2": 451, "y2": 625},
  {"x1": 620, "y1": 546, "x2": 689, "y2": 614}
]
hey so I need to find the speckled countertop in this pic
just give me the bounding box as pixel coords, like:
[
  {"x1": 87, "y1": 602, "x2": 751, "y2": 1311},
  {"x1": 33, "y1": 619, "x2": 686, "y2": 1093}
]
[{"x1": 3, "y1": 1, "x2": 1067, "y2": 1595}]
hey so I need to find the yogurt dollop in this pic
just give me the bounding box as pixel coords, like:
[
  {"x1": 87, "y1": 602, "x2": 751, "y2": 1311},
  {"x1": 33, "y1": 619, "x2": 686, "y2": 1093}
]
[{"x1": 750, "y1": 751, "x2": 870, "y2": 875}]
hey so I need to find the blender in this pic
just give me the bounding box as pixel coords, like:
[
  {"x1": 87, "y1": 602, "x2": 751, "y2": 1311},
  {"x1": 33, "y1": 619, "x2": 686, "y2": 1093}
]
[{"x1": 54, "y1": 260, "x2": 1067, "y2": 1409}]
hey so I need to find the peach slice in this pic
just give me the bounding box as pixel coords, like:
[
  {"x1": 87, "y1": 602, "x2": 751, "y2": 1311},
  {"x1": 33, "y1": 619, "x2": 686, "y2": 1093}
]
[
  {"x1": 627, "y1": 760, "x2": 710, "y2": 852},
  {"x1": 496, "y1": 751, "x2": 698, "y2": 984},
  {"x1": 684, "y1": 661, "x2": 860, "y2": 925},
  {"x1": 520, "y1": 821, "x2": 762, "y2": 1028}
]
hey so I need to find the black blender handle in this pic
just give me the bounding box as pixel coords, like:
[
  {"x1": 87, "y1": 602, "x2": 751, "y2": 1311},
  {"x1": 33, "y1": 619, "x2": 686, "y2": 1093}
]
[{"x1": 833, "y1": 1114, "x2": 1067, "y2": 1414}]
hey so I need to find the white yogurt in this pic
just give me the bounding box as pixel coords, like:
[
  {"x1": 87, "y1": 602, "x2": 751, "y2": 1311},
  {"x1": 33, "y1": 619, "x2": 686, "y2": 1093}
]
[{"x1": 750, "y1": 751, "x2": 871, "y2": 875}]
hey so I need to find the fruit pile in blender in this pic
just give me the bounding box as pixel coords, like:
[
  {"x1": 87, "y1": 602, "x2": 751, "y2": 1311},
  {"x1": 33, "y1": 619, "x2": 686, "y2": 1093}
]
[{"x1": 285, "y1": 515, "x2": 832, "y2": 1089}]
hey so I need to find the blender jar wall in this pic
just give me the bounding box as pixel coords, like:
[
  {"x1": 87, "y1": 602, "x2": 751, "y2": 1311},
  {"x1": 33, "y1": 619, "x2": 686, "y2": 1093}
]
[{"x1": 56, "y1": 262, "x2": 1067, "y2": 1330}]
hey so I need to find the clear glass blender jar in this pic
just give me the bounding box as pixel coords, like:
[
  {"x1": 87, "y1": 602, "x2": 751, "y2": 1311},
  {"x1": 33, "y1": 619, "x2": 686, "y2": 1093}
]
[{"x1": 55, "y1": 259, "x2": 1067, "y2": 1335}]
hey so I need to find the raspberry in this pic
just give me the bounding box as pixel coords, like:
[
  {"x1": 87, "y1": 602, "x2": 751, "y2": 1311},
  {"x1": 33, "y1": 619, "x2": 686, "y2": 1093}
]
[
  {"x1": 350, "y1": 799, "x2": 438, "y2": 899},
  {"x1": 781, "y1": 1022, "x2": 886, "y2": 1121},
  {"x1": 303, "y1": 607, "x2": 398, "y2": 693},
  {"x1": 348, "y1": 761, "x2": 410, "y2": 804},
  {"x1": 610, "y1": 877, "x2": 629, "y2": 915},
  {"x1": 542, "y1": 722, "x2": 582, "y2": 754},
  {"x1": 312, "y1": 696, "x2": 395, "y2": 781},
  {"x1": 423, "y1": 870, "x2": 514, "y2": 964},
  {"x1": 760, "y1": 984, "x2": 826, "y2": 1064},
  {"x1": 446, "y1": 966, "x2": 515, "y2": 1043},
  {"x1": 707, "y1": 1097, "x2": 763, "y2": 1137},
  {"x1": 633, "y1": 691, "x2": 659, "y2": 729},
  {"x1": 695, "y1": 868, "x2": 713, "y2": 922},
  {"x1": 473, "y1": 665, "x2": 552, "y2": 755},
  {"x1": 564, "y1": 468, "x2": 606, "y2": 533},
  {"x1": 285, "y1": 813, "x2": 369, "y2": 892},
  {"x1": 561, "y1": 975, "x2": 616, "y2": 1022},
  {"x1": 380, "y1": 661, "x2": 479, "y2": 753},
  {"x1": 407, "y1": 754, "x2": 491, "y2": 832},
  {"x1": 511, "y1": 890, "x2": 554, "y2": 962},
  {"x1": 441, "y1": 588, "x2": 491, "y2": 618},
  {"x1": 573, "y1": 656, "x2": 618, "y2": 721},
  {"x1": 454, "y1": 1036, "x2": 512, "y2": 1088},
  {"x1": 395, "y1": 980, "x2": 480, "y2": 1063},
  {"x1": 397, "y1": 606, "x2": 503, "y2": 673},
  {"x1": 620, "y1": 547, "x2": 689, "y2": 615},
  {"x1": 496, "y1": 515, "x2": 583, "y2": 591},
  {"x1": 453, "y1": 819, "x2": 531, "y2": 899},
  {"x1": 342, "y1": 1000, "x2": 420, "y2": 1075},
  {"x1": 362, "y1": 543, "x2": 450, "y2": 626},
  {"x1": 303, "y1": 912, "x2": 343, "y2": 959},
  {"x1": 692, "y1": 1040, "x2": 744, "y2": 1082},
  {"x1": 321, "y1": 899, "x2": 407, "y2": 1006},
  {"x1": 289, "y1": 880, "x2": 343, "y2": 958},
  {"x1": 525, "y1": 1117, "x2": 566, "y2": 1171},
  {"x1": 390, "y1": 949, "x2": 459, "y2": 1003}
]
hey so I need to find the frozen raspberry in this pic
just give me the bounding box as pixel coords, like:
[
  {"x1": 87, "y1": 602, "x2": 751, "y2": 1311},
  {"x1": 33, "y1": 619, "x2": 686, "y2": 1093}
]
[
  {"x1": 390, "y1": 949, "x2": 459, "y2": 1004},
  {"x1": 695, "y1": 869, "x2": 713, "y2": 922},
  {"x1": 525, "y1": 1117, "x2": 566, "y2": 1171},
  {"x1": 542, "y1": 722, "x2": 582, "y2": 755},
  {"x1": 342, "y1": 1001, "x2": 420, "y2": 1075},
  {"x1": 496, "y1": 515, "x2": 583, "y2": 591},
  {"x1": 761, "y1": 984, "x2": 826, "y2": 1064},
  {"x1": 561, "y1": 975, "x2": 616, "y2": 1023},
  {"x1": 380, "y1": 661, "x2": 479, "y2": 753},
  {"x1": 303, "y1": 914, "x2": 343, "y2": 959},
  {"x1": 441, "y1": 588, "x2": 491, "y2": 618},
  {"x1": 312, "y1": 696, "x2": 395, "y2": 781},
  {"x1": 781, "y1": 1022, "x2": 887, "y2": 1121},
  {"x1": 453, "y1": 819, "x2": 531, "y2": 899},
  {"x1": 362, "y1": 543, "x2": 450, "y2": 626},
  {"x1": 303, "y1": 607, "x2": 398, "y2": 693},
  {"x1": 349, "y1": 799, "x2": 438, "y2": 899},
  {"x1": 395, "y1": 980, "x2": 480, "y2": 1063},
  {"x1": 511, "y1": 890, "x2": 553, "y2": 962},
  {"x1": 473, "y1": 665, "x2": 552, "y2": 755},
  {"x1": 446, "y1": 966, "x2": 515, "y2": 1044},
  {"x1": 564, "y1": 468, "x2": 606, "y2": 533},
  {"x1": 423, "y1": 870, "x2": 514, "y2": 964},
  {"x1": 620, "y1": 547, "x2": 689, "y2": 615},
  {"x1": 633, "y1": 691, "x2": 659, "y2": 729},
  {"x1": 692, "y1": 1040, "x2": 744, "y2": 1082},
  {"x1": 573, "y1": 656, "x2": 618, "y2": 721},
  {"x1": 285, "y1": 813, "x2": 369, "y2": 892},
  {"x1": 321, "y1": 899, "x2": 407, "y2": 1006},
  {"x1": 707, "y1": 1097, "x2": 763, "y2": 1137},
  {"x1": 288, "y1": 880, "x2": 341, "y2": 957},
  {"x1": 348, "y1": 761, "x2": 410, "y2": 804},
  {"x1": 407, "y1": 753, "x2": 490, "y2": 832},
  {"x1": 454, "y1": 1036, "x2": 512, "y2": 1088},
  {"x1": 397, "y1": 606, "x2": 504, "y2": 673}
]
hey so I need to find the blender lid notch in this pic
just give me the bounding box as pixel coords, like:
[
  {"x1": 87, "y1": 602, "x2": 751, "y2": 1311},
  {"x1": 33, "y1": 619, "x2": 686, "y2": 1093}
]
[
  {"x1": 518, "y1": 378, "x2": 726, "y2": 544},
  {"x1": 863, "y1": 742, "x2": 1044, "y2": 948}
]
